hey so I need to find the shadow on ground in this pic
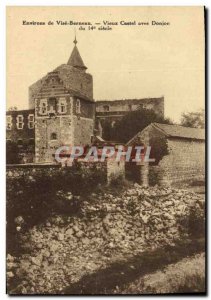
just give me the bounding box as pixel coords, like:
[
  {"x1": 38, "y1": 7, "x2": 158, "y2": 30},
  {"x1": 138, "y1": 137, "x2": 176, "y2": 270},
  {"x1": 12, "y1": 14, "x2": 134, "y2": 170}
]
[{"x1": 62, "y1": 238, "x2": 205, "y2": 295}]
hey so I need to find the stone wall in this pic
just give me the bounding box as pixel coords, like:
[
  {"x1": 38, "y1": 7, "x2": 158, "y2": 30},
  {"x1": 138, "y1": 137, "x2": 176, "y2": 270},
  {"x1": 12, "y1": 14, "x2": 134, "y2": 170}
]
[
  {"x1": 73, "y1": 116, "x2": 94, "y2": 146},
  {"x1": 6, "y1": 109, "x2": 35, "y2": 143},
  {"x1": 6, "y1": 159, "x2": 125, "y2": 184},
  {"x1": 35, "y1": 116, "x2": 73, "y2": 163},
  {"x1": 6, "y1": 109, "x2": 35, "y2": 163},
  {"x1": 127, "y1": 124, "x2": 205, "y2": 186},
  {"x1": 156, "y1": 138, "x2": 205, "y2": 185},
  {"x1": 6, "y1": 164, "x2": 60, "y2": 179},
  {"x1": 72, "y1": 98, "x2": 95, "y2": 119},
  {"x1": 95, "y1": 98, "x2": 164, "y2": 138},
  {"x1": 106, "y1": 159, "x2": 125, "y2": 183},
  {"x1": 96, "y1": 97, "x2": 164, "y2": 114},
  {"x1": 96, "y1": 97, "x2": 164, "y2": 119}
]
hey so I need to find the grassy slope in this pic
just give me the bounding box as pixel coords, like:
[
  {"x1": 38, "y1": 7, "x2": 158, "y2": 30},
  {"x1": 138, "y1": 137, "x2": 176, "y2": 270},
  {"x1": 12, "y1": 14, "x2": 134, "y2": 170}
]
[{"x1": 63, "y1": 238, "x2": 205, "y2": 295}]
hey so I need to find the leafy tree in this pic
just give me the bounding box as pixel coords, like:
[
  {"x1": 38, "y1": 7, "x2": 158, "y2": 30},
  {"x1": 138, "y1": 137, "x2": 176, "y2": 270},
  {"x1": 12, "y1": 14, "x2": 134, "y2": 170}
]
[
  {"x1": 111, "y1": 109, "x2": 172, "y2": 143},
  {"x1": 6, "y1": 141, "x2": 20, "y2": 164},
  {"x1": 181, "y1": 109, "x2": 205, "y2": 129},
  {"x1": 101, "y1": 119, "x2": 113, "y2": 141}
]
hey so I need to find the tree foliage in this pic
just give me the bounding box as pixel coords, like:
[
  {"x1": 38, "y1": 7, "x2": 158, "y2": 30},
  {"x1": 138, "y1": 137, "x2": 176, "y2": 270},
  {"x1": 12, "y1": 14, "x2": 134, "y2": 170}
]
[
  {"x1": 103, "y1": 109, "x2": 172, "y2": 143},
  {"x1": 149, "y1": 135, "x2": 169, "y2": 165},
  {"x1": 181, "y1": 109, "x2": 205, "y2": 129},
  {"x1": 6, "y1": 141, "x2": 21, "y2": 164}
]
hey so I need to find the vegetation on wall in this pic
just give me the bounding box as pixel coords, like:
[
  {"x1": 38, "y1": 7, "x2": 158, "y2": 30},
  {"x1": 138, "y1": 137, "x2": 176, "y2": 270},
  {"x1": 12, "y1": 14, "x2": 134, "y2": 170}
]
[{"x1": 149, "y1": 135, "x2": 169, "y2": 165}]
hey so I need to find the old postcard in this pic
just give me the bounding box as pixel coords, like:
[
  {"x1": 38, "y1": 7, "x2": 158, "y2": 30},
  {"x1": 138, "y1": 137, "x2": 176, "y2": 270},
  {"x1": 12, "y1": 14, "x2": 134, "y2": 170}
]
[{"x1": 6, "y1": 6, "x2": 205, "y2": 295}]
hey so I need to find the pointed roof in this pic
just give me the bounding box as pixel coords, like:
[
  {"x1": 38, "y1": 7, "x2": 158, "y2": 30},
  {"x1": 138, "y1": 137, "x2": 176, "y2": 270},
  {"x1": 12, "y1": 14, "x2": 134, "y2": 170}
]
[{"x1": 67, "y1": 37, "x2": 87, "y2": 70}]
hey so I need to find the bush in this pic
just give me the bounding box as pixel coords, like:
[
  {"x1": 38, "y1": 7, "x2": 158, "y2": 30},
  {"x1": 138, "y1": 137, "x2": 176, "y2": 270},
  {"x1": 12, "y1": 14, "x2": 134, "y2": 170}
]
[
  {"x1": 6, "y1": 164, "x2": 106, "y2": 253},
  {"x1": 177, "y1": 204, "x2": 205, "y2": 239},
  {"x1": 6, "y1": 142, "x2": 21, "y2": 164}
]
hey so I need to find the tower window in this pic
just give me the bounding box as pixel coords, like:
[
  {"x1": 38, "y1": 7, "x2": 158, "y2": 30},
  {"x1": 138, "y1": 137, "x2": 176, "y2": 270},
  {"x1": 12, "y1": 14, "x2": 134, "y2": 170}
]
[
  {"x1": 76, "y1": 99, "x2": 81, "y2": 114},
  {"x1": 50, "y1": 132, "x2": 57, "y2": 140},
  {"x1": 16, "y1": 115, "x2": 24, "y2": 129},
  {"x1": 6, "y1": 115, "x2": 12, "y2": 130},
  {"x1": 103, "y1": 105, "x2": 109, "y2": 112},
  {"x1": 39, "y1": 99, "x2": 48, "y2": 115},
  {"x1": 17, "y1": 139, "x2": 23, "y2": 147},
  {"x1": 58, "y1": 98, "x2": 67, "y2": 114},
  {"x1": 28, "y1": 114, "x2": 34, "y2": 129}
]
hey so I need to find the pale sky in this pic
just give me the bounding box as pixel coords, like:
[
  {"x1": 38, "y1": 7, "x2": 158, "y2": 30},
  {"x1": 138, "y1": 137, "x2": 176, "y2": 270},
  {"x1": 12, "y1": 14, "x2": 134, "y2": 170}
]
[{"x1": 7, "y1": 6, "x2": 205, "y2": 122}]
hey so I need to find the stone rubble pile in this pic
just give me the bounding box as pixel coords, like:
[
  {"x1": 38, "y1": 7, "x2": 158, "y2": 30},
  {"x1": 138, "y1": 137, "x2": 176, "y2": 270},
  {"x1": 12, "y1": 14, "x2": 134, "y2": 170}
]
[{"x1": 7, "y1": 184, "x2": 204, "y2": 294}]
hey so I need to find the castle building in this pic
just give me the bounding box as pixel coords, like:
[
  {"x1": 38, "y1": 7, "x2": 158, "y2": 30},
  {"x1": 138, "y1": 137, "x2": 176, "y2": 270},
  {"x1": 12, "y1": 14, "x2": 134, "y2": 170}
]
[
  {"x1": 6, "y1": 37, "x2": 164, "y2": 164},
  {"x1": 95, "y1": 98, "x2": 164, "y2": 138}
]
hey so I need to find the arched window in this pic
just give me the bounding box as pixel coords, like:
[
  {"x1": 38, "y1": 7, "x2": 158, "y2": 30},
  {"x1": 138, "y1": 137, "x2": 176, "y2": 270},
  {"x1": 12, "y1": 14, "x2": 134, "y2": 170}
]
[
  {"x1": 50, "y1": 132, "x2": 57, "y2": 140},
  {"x1": 76, "y1": 99, "x2": 81, "y2": 114}
]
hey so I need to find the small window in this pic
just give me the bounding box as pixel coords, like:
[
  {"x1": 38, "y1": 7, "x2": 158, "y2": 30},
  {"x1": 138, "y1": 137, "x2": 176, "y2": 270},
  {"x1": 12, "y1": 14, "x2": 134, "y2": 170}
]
[
  {"x1": 28, "y1": 114, "x2": 34, "y2": 129},
  {"x1": 17, "y1": 139, "x2": 23, "y2": 147},
  {"x1": 6, "y1": 116, "x2": 12, "y2": 130},
  {"x1": 50, "y1": 132, "x2": 57, "y2": 140},
  {"x1": 76, "y1": 99, "x2": 81, "y2": 114},
  {"x1": 128, "y1": 104, "x2": 132, "y2": 111},
  {"x1": 103, "y1": 105, "x2": 109, "y2": 112},
  {"x1": 61, "y1": 104, "x2": 65, "y2": 113},
  {"x1": 39, "y1": 99, "x2": 48, "y2": 115},
  {"x1": 16, "y1": 115, "x2": 24, "y2": 129},
  {"x1": 42, "y1": 103, "x2": 47, "y2": 114},
  {"x1": 6, "y1": 139, "x2": 12, "y2": 144},
  {"x1": 58, "y1": 98, "x2": 67, "y2": 114}
]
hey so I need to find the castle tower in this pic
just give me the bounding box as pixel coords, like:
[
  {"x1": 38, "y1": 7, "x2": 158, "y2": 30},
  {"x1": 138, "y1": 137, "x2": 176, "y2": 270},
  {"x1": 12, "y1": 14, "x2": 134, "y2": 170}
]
[{"x1": 30, "y1": 36, "x2": 95, "y2": 163}]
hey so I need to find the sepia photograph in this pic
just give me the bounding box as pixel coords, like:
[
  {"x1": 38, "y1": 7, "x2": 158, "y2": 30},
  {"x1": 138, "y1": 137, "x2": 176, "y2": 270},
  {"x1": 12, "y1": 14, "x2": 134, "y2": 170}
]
[{"x1": 6, "y1": 6, "x2": 205, "y2": 295}]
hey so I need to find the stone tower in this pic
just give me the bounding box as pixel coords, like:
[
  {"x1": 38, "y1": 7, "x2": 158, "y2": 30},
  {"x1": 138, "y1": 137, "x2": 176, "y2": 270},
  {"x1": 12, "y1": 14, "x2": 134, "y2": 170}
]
[{"x1": 29, "y1": 37, "x2": 95, "y2": 163}]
